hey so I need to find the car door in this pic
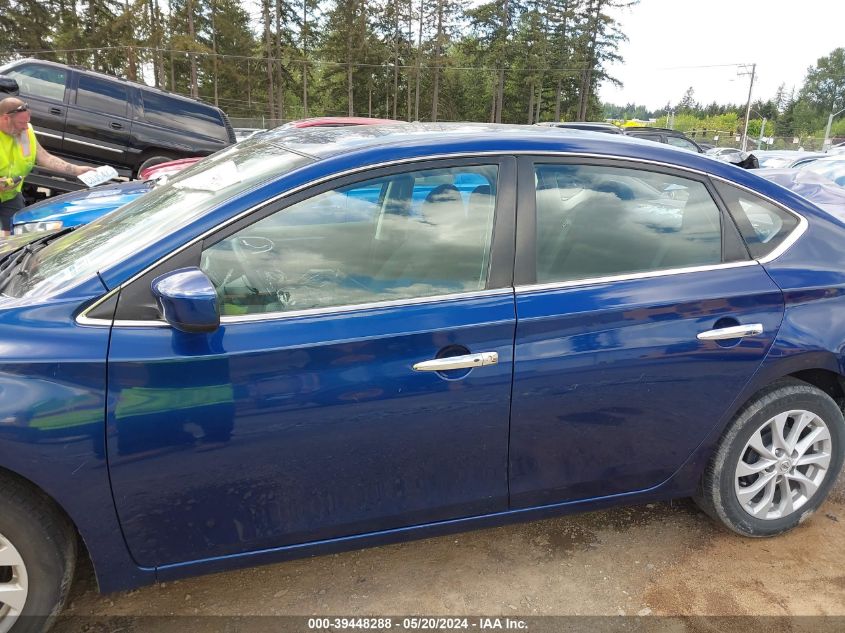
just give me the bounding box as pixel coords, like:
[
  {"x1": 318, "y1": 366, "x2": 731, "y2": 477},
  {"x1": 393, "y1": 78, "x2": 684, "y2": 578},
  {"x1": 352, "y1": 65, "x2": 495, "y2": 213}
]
[
  {"x1": 3, "y1": 62, "x2": 68, "y2": 153},
  {"x1": 63, "y1": 73, "x2": 131, "y2": 163},
  {"x1": 106, "y1": 158, "x2": 517, "y2": 568},
  {"x1": 509, "y1": 158, "x2": 787, "y2": 508}
]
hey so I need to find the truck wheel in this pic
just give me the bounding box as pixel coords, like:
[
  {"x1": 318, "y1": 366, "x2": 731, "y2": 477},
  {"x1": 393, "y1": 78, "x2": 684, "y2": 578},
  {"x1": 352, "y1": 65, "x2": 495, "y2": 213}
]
[
  {"x1": 695, "y1": 379, "x2": 845, "y2": 537},
  {"x1": 0, "y1": 475, "x2": 76, "y2": 633}
]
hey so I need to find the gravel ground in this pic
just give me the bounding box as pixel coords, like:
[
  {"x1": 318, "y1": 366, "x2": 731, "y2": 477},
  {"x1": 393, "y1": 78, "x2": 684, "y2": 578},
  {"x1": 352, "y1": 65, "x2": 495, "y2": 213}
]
[{"x1": 50, "y1": 471, "x2": 845, "y2": 632}]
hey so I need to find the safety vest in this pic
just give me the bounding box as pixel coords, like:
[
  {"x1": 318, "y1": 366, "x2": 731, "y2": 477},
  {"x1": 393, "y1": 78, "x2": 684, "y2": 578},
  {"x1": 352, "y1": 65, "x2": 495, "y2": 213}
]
[{"x1": 0, "y1": 124, "x2": 37, "y2": 202}]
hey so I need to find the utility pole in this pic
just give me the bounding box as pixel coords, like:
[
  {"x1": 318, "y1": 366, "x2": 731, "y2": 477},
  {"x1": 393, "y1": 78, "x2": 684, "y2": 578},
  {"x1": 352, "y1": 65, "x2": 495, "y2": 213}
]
[
  {"x1": 823, "y1": 107, "x2": 845, "y2": 151},
  {"x1": 739, "y1": 63, "x2": 756, "y2": 151}
]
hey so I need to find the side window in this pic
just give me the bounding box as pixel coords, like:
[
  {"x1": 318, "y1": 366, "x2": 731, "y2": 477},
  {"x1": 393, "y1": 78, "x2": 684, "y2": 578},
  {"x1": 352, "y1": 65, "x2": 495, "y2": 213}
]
[
  {"x1": 201, "y1": 165, "x2": 499, "y2": 316},
  {"x1": 535, "y1": 164, "x2": 722, "y2": 283},
  {"x1": 715, "y1": 182, "x2": 800, "y2": 259},
  {"x1": 666, "y1": 136, "x2": 699, "y2": 152},
  {"x1": 5, "y1": 65, "x2": 66, "y2": 101},
  {"x1": 142, "y1": 91, "x2": 228, "y2": 141},
  {"x1": 76, "y1": 75, "x2": 128, "y2": 117}
]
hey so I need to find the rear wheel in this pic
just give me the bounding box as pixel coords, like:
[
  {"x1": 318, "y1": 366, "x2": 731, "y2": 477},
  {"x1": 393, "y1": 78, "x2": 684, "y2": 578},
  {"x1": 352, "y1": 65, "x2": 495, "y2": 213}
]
[
  {"x1": 0, "y1": 475, "x2": 76, "y2": 633},
  {"x1": 696, "y1": 380, "x2": 845, "y2": 537}
]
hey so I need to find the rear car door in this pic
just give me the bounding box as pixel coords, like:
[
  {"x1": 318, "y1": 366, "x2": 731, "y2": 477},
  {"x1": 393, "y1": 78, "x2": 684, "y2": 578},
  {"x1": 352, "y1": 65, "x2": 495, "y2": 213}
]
[
  {"x1": 106, "y1": 158, "x2": 517, "y2": 568},
  {"x1": 509, "y1": 158, "x2": 788, "y2": 507},
  {"x1": 63, "y1": 73, "x2": 131, "y2": 165},
  {"x1": 2, "y1": 62, "x2": 68, "y2": 153}
]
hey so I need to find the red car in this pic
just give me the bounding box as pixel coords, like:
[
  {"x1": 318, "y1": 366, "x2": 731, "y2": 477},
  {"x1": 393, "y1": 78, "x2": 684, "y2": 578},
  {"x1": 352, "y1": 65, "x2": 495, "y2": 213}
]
[{"x1": 139, "y1": 117, "x2": 398, "y2": 180}]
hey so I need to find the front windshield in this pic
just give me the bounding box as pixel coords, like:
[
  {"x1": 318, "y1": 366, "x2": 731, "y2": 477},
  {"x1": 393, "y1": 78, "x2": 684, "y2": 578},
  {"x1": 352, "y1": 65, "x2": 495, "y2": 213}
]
[{"x1": 8, "y1": 137, "x2": 312, "y2": 298}]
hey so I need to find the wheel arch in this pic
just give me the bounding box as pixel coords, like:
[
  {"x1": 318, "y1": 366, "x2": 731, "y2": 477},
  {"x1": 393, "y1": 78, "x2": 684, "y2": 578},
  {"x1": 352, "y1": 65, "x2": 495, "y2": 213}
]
[{"x1": 0, "y1": 461, "x2": 155, "y2": 593}]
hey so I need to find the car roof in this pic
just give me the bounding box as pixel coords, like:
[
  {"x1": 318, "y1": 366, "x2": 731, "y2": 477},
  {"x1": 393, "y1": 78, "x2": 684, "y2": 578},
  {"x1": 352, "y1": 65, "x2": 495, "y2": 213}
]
[
  {"x1": 2, "y1": 57, "x2": 222, "y2": 111},
  {"x1": 255, "y1": 122, "x2": 776, "y2": 185}
]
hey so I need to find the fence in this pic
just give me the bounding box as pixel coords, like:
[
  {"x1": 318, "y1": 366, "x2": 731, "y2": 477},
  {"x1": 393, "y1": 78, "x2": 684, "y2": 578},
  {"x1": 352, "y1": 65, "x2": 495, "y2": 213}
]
[{"x1": 682, "y1": 129, "x2": 839, "y2": 152}]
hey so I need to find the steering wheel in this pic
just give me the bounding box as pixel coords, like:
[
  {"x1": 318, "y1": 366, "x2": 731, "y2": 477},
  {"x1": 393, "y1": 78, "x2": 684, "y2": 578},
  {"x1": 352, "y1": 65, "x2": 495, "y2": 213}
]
[{"x1": 230, "y1": 235, "x2": 276, "y2": 294}]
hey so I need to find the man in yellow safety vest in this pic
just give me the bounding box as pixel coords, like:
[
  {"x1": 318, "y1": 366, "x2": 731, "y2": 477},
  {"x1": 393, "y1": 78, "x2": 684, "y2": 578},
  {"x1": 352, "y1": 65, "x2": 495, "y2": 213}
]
[{"x1": 0, "y1": 97, "x2": 98, "y2": 235}]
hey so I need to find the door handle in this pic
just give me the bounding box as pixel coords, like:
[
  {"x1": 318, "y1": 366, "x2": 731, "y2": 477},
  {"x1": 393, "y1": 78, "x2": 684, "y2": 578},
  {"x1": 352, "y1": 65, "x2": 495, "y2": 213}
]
[
  {"x1": 697, "y1": 323, "x2": 764, "y2": 341},
  {"x1": 110, "y1": 122, "x2": 123, "y2": 130},
  {"x1": 49, "y1": 107, "x2": 62, "y2": 115},
  {"x1": 413, "y1": 351, "x2": 498, "y2": 372}
]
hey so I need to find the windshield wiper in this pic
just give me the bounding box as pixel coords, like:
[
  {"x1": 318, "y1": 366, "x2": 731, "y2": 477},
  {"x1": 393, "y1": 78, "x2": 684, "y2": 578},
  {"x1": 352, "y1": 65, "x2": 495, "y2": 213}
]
[{"x1": 0, "y1": 227, "x2": 75, "y2": 296}]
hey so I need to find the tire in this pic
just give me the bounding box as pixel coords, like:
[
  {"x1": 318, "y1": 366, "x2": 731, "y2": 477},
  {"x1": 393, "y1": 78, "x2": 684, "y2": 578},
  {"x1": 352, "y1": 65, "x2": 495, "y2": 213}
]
[
  {"x1": 136, "y1": 154, "x2": 176, "y2": 179},
  {"x1": 696, "y1": 379, "x2": 845, "y2": 537},
  {"x1": 0, "y1": 475, "x2": 76, "y2": 633}
]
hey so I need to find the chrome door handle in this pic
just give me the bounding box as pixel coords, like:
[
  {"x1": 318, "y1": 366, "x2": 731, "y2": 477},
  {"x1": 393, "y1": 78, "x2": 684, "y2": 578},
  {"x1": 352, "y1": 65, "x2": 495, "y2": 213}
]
[
  {"x1": 697, "y1": 323, "x2": 764, "y2": 341},
  {"x1": 412, "y1": 352, "x2": 499, "y2": 372}
]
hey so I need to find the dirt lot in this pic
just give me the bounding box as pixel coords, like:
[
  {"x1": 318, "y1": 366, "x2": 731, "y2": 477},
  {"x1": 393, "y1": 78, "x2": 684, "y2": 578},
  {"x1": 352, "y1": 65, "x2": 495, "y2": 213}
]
[{"x1": 52, "y1": 473, "x2": 845, "y2": 632}]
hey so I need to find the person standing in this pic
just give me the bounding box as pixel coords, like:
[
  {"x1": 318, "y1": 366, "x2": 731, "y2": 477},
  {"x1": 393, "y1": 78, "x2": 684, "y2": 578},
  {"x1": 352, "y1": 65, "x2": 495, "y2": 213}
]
[{"x1": 0, "y1": 97, "x2": 97, "y2": 235}]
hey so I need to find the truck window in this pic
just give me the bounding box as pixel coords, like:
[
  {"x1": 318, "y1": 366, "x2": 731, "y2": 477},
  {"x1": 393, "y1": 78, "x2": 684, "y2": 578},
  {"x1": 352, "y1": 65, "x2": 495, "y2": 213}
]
[
  {"x1": 76, "y1": 75, "x2": 128, "y2": 118},
  {"x1": 5, "y1": 64, "x2": 67, "y2": 102},
  {"x1": 141, "y1": 91, "x2": 228, "y2": 142}
]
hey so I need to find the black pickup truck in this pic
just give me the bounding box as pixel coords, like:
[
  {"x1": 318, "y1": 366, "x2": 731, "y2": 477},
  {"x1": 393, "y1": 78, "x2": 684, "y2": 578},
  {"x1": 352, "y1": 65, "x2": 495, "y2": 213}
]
[{"x1": 0, "y1": 58, "x2": 235, "y2": 192}]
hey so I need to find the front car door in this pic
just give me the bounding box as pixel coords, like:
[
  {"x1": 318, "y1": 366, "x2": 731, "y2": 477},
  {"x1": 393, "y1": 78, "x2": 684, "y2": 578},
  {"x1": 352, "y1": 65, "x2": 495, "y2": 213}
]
[
  {"x1": 509, "y1": 158, "x2": 788, "y2": 507},
  {"x1": 106, "y1": 158, "x2": 517, "y2": 568},
  {"x1": 63, "y1": 73, "x2": 131, "y2": 164}
]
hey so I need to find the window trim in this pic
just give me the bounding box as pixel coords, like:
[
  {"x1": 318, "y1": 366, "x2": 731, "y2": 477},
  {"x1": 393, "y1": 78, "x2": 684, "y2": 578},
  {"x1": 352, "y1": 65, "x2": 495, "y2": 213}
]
[
  {"x1": 76, "y1": 151, "x2": 805, "y2": 328},
  {"x1": 516, "y1": 155, "x2": 748, "y2": 287},
  {"x1": 711, "y1": 178, "x2": 808, "y2": 263},
  {"x1": 80, "y1": 155, "x2": 516, "y2": 328}
]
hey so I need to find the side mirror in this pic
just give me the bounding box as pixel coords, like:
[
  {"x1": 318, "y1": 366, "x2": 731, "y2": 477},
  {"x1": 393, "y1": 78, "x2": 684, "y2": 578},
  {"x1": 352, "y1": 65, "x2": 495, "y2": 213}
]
[{"x1": 151, "y1": 267, "x2": 220, "y2": 333}]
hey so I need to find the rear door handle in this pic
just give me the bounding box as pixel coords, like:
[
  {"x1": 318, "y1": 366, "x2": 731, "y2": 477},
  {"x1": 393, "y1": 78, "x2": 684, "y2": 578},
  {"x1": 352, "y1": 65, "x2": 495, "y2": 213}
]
[
  {"x1": 49, "y1": 107, "x2": 62, "y2": 116},
  {"x1": 697, "y1": 323, "x2": 764, "y2": 341},
  {"x1": 412, "y1": 352, "x2": 498, "y2": 372},
  {"x1": 110, "y1": 122, "x2": 123, "y2": 130}
]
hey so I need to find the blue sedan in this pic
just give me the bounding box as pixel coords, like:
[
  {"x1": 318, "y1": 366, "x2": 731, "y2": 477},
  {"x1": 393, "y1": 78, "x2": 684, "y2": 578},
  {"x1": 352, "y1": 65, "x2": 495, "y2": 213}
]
[{"x1": 1, "y1": 124, "x2": 843, "y2": 628}]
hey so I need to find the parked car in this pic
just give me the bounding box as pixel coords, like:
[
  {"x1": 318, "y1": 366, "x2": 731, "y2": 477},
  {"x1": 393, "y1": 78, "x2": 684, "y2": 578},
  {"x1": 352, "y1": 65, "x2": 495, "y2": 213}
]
[
  {"x1": 139, "y1": 119, "x2": 395, "y2": 185},
  {"x1": 11, "y1": 179, "x2": 155, "y2": 235},
  {"x1": 756, "y1": 168, "x2": 845, "y2": 221},
  {"x1": 706, "y1": 147, "x2": 744, "y2": 159},
  {"x1": 138, "y1": 156, "x2": 203, "y2": 181},
  {"x1": 2, "y1": 124, "x2": 845, "y2": 630},
  {"x1": 281, "y1": 116, "x2": 397, "y2": 128},
  {"x1": 799, "y1": 155, "x2": 845, "y2": 186},
  {"x1": 623, "y1": 126, "x2": 704, "y2": 153},
  {"x1": 751, "y1": 150, "x2": 826, "y2": 169},
  {"x1": 0, "y1": 58, "x2": 235, "y2": 179},
  {"x1": 534, "y1": 121, "x2": 624, "y2": 134}
]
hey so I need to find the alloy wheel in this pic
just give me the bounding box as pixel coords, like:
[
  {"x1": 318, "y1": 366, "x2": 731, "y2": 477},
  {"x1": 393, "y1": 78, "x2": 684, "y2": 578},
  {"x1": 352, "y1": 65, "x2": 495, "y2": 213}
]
[
  {"x1": 0, "y1": 531, "x2": 28, "y2": 633},
  {"x1": 734, "y1": 409, "x2": 832, "y2": 520}
]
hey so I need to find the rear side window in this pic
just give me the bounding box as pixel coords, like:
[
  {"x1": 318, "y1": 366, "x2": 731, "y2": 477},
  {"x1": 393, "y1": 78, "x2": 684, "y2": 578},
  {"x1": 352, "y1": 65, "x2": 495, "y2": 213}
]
[
  {"x1": 535, "y1": 164, "x2": 723, "y2": 283},
  {"x1": 141, "y1": 91, "x2": 228, "y2": 141},
  {"x1": 76, "y1": 75, "x2": 128, "y2": 117},
  {"x1": 715, "y1": 182, "x2": 800, "y2": 259},
  {"x1": 5, "y1": 64, "x2": 66, "y2": 101}
]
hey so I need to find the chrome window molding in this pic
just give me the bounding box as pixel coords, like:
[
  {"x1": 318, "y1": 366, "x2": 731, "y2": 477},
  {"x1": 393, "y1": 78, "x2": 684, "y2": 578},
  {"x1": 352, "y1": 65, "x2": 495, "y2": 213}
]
[
  {"x1": 516, "y1": 260, "x2": 759, "y2": 294},
  {"x1": 78, "y1": 287, "x2": 513, "y2": 329},
  {"x1": 63, "y1": 137, "x2": 124, "y2": 154},
  {"x1": 75, "y1": 150, "x2": 807, "y2": 328},
  {"x1": 708, "y1": 173, "x2": 809, "y2": 264},
  {"x1": 218, "y1": 288, "x2": 514, "y2": 325},
  {"x1": 33, "y1": 129, "x2": 62, "y2": 140}
]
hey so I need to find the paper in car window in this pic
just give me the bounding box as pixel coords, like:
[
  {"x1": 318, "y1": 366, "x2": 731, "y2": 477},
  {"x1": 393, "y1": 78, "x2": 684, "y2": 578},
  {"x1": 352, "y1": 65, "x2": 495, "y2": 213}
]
[
  {"x1": 174, "y1": 161, "x2": 241, "y2": 192},
  {"x1": 78, "y1": 165, "x2": 119, "y2": 188}
]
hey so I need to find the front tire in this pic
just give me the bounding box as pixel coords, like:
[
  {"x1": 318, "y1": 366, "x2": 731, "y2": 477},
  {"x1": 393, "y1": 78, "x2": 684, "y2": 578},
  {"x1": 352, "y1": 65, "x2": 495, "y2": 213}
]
[
  {"x1": 0, "y1": 475, "x2": 76, "y2": 633},
  {"x1": 696, "y1": 379, "x2": 845, "y2": 537}
]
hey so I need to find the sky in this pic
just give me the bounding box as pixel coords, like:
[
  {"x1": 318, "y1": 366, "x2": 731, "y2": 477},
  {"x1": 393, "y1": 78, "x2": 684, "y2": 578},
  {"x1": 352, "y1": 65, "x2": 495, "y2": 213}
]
[{"x1": 599, "y1": 0, "x2": 844, "y2": 110}]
